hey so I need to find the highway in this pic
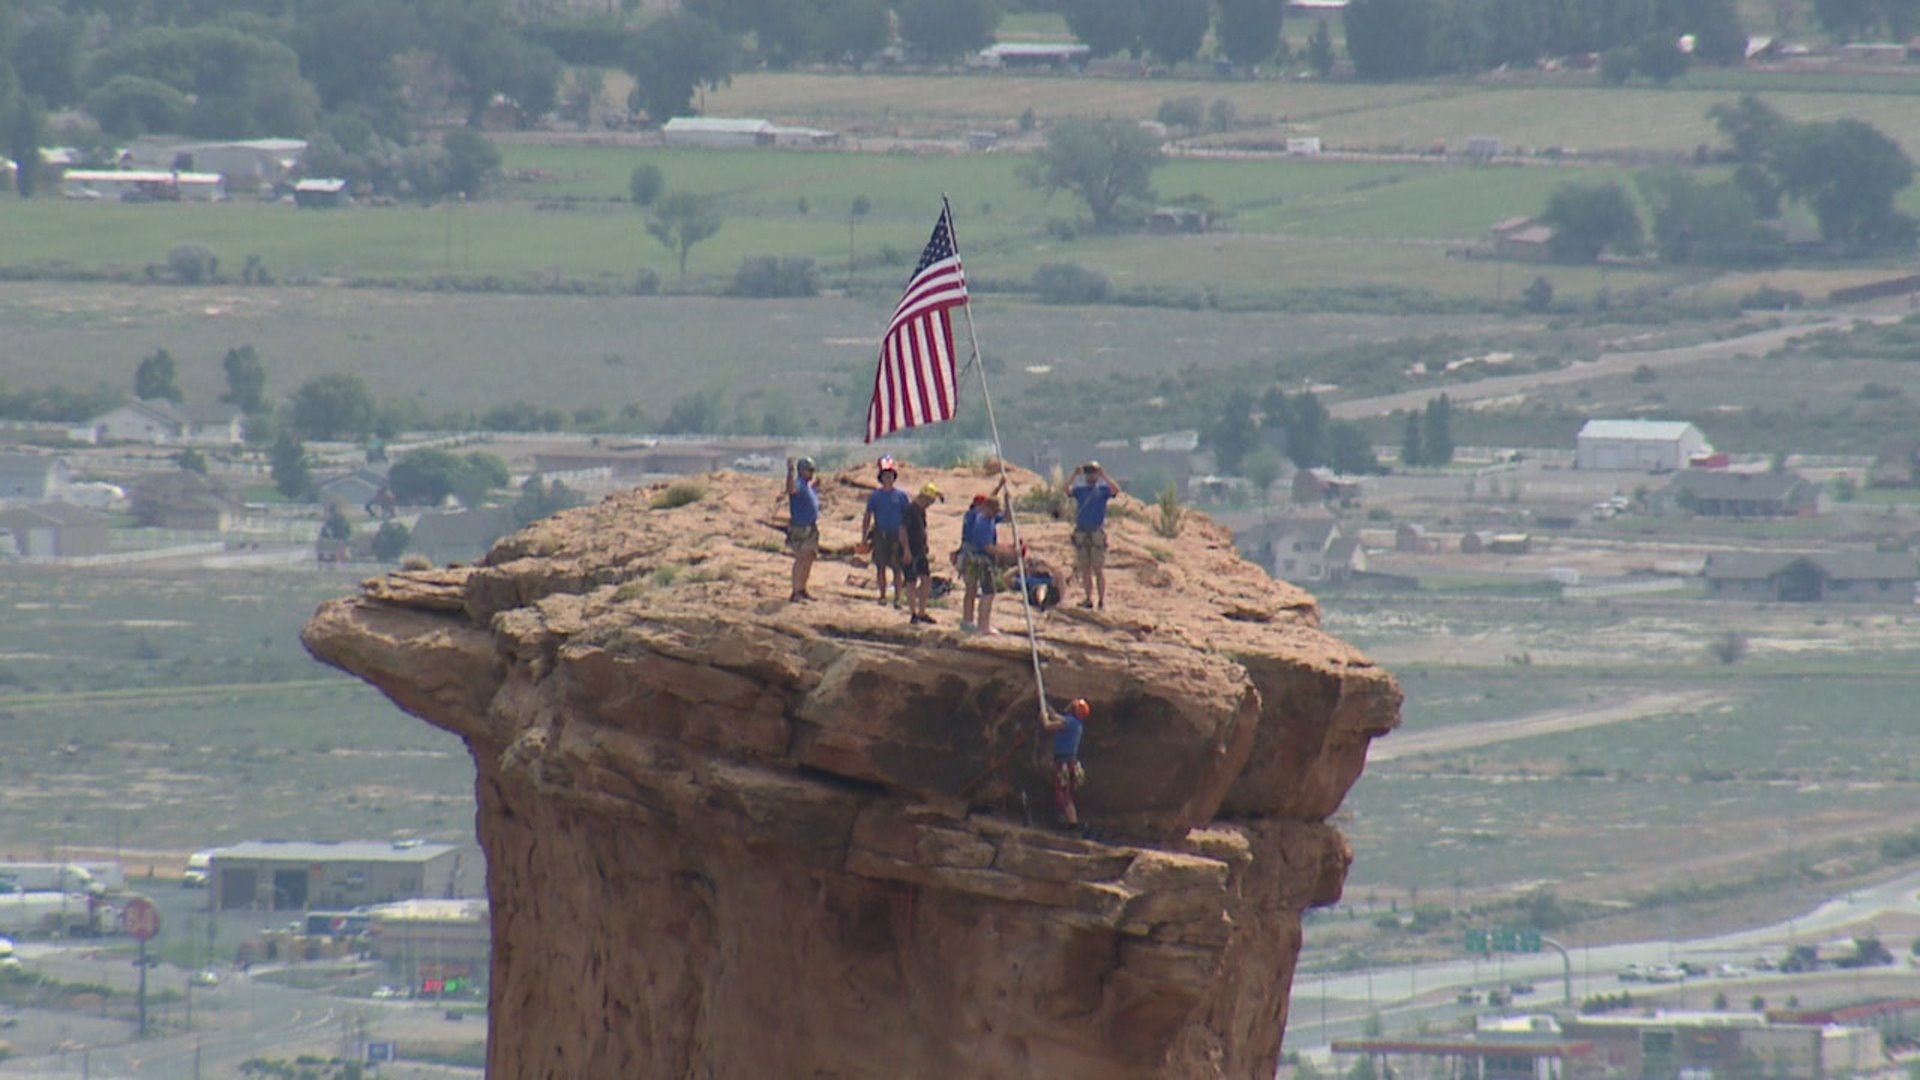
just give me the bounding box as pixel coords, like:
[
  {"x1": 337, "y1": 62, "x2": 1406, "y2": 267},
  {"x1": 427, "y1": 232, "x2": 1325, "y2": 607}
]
[{"x1": 1284, "y1": 867, "x2": 1920, "y2": 1053}]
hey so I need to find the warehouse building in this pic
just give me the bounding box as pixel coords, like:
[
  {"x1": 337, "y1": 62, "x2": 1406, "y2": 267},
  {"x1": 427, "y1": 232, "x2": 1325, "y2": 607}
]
[
  {"x1": 1575, "y1": 419, "x2": 1710, "y2": 472},
  {"x1": 206, "y1": 840, "x2": 461, "y2": 912},
  {"x1": 368, "y1": 898, "x2": 491, "y2": 994}
]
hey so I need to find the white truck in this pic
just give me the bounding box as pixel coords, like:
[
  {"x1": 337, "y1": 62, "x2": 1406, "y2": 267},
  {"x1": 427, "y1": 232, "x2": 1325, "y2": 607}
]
[
  {"x1": 0, "y1": 863, "x2": 102, "y2": 896},
  {"x1": 0, "y1": 892, "x2": 99, "y2": 935}
]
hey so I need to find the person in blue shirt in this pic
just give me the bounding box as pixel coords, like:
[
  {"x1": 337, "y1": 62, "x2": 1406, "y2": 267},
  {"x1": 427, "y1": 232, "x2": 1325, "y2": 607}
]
[
  {"x1": 860, "y1": 456, "x2": 911, "y2": 606},
  {"x1": 958, "y1": 478, "x2": 1008, "y2": 633},
  {"x1": 785, "y1": 456, "x2": 821, "y2": 603},
  {"x1": 1068, "y1": 461, "x2": 1122, "y2": 611},
  {"x1": 1039, "y1": 698, "x2": 1092, "y2": 831}
]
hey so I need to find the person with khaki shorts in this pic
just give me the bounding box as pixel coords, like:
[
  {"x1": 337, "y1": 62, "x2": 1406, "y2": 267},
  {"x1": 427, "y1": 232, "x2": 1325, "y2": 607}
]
[
  {"x1": 785, "y1": 456, "x2": 821, "y2": 603},
  {"x1": 1068, "y1": 461, "x2": 1121, "y2": 610}
]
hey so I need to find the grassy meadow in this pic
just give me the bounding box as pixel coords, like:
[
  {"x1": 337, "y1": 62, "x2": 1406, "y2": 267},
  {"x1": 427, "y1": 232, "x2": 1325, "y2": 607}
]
[{"x1": 0, "y1": 568, "x2": 475, "y2": 857}]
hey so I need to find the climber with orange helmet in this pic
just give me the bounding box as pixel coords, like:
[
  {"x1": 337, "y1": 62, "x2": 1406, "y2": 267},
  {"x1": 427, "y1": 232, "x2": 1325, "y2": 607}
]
[
  {"x1": 1039, "y1": 697, "x2": 1093, "y2": 832},
  {"x1": 860, "y1": 455, "x2": 911, "y2": 607}
]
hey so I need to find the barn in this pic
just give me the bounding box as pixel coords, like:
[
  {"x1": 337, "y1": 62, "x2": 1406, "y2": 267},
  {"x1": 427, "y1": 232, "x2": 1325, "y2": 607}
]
[{"x1": 1575, "y1": 419, "x2": 1710, "y2": 472}]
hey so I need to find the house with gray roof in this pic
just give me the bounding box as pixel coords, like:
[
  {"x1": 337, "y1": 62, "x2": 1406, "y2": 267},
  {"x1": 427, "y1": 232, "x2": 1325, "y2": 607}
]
[
  {"x1": 0, "y1": 502, "x2": 111, "y2": 558},
  {"x1": 1235, "y1": 514, "x2": 1363, "y2": 584},
  {"x1": 1704, "y1": 551, "x2": 1917, "y2": 603},
  {"x1": 89, "y1": 399, "x2": 244, "y2": 446},
  {"x1": 1661, "y1": 470, "x2": 1820, "y2": 518}
]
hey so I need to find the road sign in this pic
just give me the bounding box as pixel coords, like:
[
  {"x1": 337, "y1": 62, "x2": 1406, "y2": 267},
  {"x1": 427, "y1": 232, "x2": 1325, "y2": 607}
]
[
  {"x1": 367, "y1": 1041, "x2": 396, "y2": 1063},
  {"x1": 1491, "y1": 927, "x2": 1517, "y2": 951},
  {"x1": 1517, "y1": 928, "x2": 1542, "y2": 953},
  {"x1": 1465, "y1": 928, "x2": 1489, "y2": 954},
  {"x1": 123, "y1": 896, "x2": 161, "y2": 942}
]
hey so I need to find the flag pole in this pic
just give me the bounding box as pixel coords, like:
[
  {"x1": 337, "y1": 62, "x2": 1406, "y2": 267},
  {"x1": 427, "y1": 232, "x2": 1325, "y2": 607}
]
[{"x1": 942, "y1": 194, "x2": 1049, "y2": 713}]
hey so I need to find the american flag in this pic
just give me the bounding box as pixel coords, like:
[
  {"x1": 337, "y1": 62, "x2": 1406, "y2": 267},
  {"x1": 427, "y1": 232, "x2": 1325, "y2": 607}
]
[{"x1": 866, "y1": 205, "x2": 969, "y2": 443}]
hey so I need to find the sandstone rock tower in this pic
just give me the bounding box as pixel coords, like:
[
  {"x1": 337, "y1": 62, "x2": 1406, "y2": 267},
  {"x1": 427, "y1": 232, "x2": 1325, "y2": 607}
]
[{"x1": 304, "y1": 464, "x2": 1400, "y2": 1078}]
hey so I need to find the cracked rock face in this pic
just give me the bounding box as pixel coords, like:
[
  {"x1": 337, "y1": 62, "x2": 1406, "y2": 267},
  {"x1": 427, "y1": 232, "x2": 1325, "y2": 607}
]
[{"x1": 303, "y1": 463, "x2": 1400, "y2": 1079}]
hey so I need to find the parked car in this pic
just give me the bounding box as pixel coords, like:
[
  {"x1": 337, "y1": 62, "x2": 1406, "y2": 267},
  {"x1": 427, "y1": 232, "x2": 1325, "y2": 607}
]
[
  {"x1": 1618, "y1": 963, "x2": 1646, "y2": 982},
  {"x1": 1457, "y1": 989, "x2": 1480, "y2": 1005},
  {"x1": 1509, "y1": 982, "x2": 1536, "y2": 995},
  {"x1": 189, "y1": 968, "x2": 218, "y2": 987}
]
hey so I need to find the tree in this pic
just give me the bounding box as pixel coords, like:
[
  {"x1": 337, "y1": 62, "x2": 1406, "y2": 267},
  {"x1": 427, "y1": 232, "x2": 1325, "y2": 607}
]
[
  {"x1": 1212, "y1": 388, "x2": 1258, "y2": 474},
  {"x1": 1063, "y1": 0, "x2": 1142, "y2": 58},
  {"x1": 1633, "y1": 32, "x2": 1691, "y2": 84},
  {"x1": 625, "y1": 13, "x2": 735, "y2": 123},
  {"x1": 175, "y1": 447, "x2": 208, "y2": 474},
  {"x1": 649, "y1": 191, "x2": 724, "y2": 279},
  {"x1": 512, "y1": 476, "x2": 583, "y2": 526},
  {"x1": 1345, "y1": 0, "x2": 1431, "y2": 79},
  {"x1": 290, "y1": 373, "x2": 378, "y2": 439},
  {"x1": 1308, "y1": 20, "x2": 1336, "y2": 76},
  {"x1": 1330, "y1": 421, "x2": 1381, "y2": 474},
  {"x1": 1400, "y1": 412, "x2": 1424, "y2": 466},
  {"x1": 1540, "y1": 181, "x2": 1644, "y2": 262},
  {"x1": 2, "y1": 94, "x2": 46, "y2": 198},
  {"x1": 1216, "y1": 0, "x2": 1286, "y2": 68},
  {"x1": 371, "y1": 520, "x2": 411, "y2": 561},
  {"x1": 1423, "y1": 394, "x2": 1454, "y2": 465},
  {"x1": 1709, "y1": 95, "x2": 1788, "y2": 164},
  {"x1": 1021, "y1": 116, "x2": 1165, "y2": 230},
  {"x1": 321, "y1": 503, "x2": 355, "y2": 542},
  {"x1": 271, "y1": 433, "x2": 312, "y2": 500},
  {"x1": 442, "y1": 128, "x2": 501, "y2": 199},
  {"x1": 1771, "y1": 117, "x2": 1917, "y2": 251},
  {"x1": 628, "y1": 163, "x2": 664, "y2": 206},
  {"x1": 1636, "y1": 167, "x2": 1780, "y2": 265},
  {"x1": 87, "y1": 25, "x2": 319, "y2": 139},
  {"x1": 135, "y1": 349, "x2": 183, "y2": 403},
  {"x1": 1139, "y1": 0, "x2": 1211, "y2": 64},
  {"x1": 83, "y1": 75, "x2": 192, "y2": 138},
  {"x1": 896, "y1": 0, "x2": 1004, "y2": 62},
  {"x1": 1522, "y1": 275, "x2": 1554, "y2": 312},
  {"x1": 389, "y1": 448, "x2": 508, "y2": 507},
  {"x1": 1285, "y1": 391, "x2": 1331, "y2": 469},
  {"x1": 1244, "y1": 448, "x2": 1283, "y2": 503},
  {"x1": 221, "y1": 345, "x2": 267, "y2": 413}
]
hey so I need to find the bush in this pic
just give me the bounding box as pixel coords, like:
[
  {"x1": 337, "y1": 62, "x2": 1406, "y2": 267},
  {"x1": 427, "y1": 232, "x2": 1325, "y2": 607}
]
[
  {"x1": 650, "y1": 481, "x2": 706, "y2": 510},
  {"x1": 168, "y1": 243, "x2": 217, "y2": 284},
  {"x1": 1156, "y1": 95, "x2": 1206, "y2": 132},
  {"x1": 633, "y1": 268, "x2": 661, "y2": 296},
  {"x1": 1152, "y1": 484, "x2": 1184, "y2": 538},
  {"x1": 1708, "y1": 630, "x2": 1749, "y2": 665},
  {"x1": 1033, "y1": 262, "x2": 1109, "y2": 305},
  {"x1": 371, "y1": 521, "x2": 410, "y2": 561},
  {"x1": 628, "y1": 163, "x2": 664, "y2": 206},
  {"x1": 1522, "y1": 275, "x2": 1554, "y2": 313},
  {"x1": 728, "y1": 256, "x2": 819, "y2": 298}
]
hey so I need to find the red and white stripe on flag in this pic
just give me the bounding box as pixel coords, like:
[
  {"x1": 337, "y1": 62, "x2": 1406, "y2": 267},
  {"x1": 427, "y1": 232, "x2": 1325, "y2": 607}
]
[{"x1": 866, "y1": 207, "x2": 969, "y2": 443}]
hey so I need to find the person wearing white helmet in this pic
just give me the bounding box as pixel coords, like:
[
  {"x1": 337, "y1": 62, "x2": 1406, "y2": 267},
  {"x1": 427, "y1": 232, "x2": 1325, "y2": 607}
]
[
  {"x1": 785, "y1": 456, "x2": 821, "y2": 602},
  {"x1": 860, "y1": 455, "x2": 910, "y2": 606}
]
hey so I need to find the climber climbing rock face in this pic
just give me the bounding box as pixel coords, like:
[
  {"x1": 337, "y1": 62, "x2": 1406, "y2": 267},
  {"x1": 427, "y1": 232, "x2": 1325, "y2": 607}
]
[{"x1": 1040, "y1": 698, "x2": 1092, "y2": 831}]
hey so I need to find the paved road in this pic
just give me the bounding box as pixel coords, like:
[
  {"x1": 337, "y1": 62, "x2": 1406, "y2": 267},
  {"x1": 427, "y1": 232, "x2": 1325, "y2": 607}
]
[
  {"x1": 1328, "y1": 312, "x2": 1901, "y2": 421},
  {"x1": 1286, "y1": 867, "x2": 1920, "y2": 1052},
  {"x1": 1367, "y1": 690, "x2": 1727, "y2": 763}
]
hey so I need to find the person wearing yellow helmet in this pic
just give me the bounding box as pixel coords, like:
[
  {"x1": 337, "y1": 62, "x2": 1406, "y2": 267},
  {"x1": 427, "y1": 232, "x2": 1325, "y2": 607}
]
[
  {"x1": 902, "y1": 482, "x2": 943, "y2": 625},
  {"x1": 1039, "y1": 697, "x2": 1093, "y2": 832}
]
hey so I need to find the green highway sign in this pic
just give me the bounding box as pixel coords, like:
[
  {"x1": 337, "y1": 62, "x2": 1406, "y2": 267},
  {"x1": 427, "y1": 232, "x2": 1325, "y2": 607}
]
[{"x1": 1465, "y1": 926, "x2": 1543, "y2": 955}]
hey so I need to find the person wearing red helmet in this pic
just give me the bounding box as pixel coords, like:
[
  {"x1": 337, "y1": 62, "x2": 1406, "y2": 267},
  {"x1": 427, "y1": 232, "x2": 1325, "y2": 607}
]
[
  {"x1": 861, "y1": 455, "x2": 910, "y2": 606},
  {"x1": 1039, "y1": 697, "x2": 1092, "y2": 832}
]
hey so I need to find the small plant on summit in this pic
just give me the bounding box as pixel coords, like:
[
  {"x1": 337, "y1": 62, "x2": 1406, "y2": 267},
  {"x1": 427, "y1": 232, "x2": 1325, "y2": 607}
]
[
  {"x1": 650, "y1": 481, "x2": 706, "y2": 510},
  {"x1": 1152, "y1": 484, "x2": 1184, "y2": 539}
]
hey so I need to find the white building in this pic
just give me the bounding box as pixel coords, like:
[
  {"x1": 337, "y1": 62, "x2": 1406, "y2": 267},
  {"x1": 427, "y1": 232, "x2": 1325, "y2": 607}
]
[
  {"x1": 1575, "y1": 419, "x2": 1710, "y2": 471},
  {"x1": 89, "y1": 400, "x2": 245, "y2": 446},
  {"x1": 61, "y1": 169, "x2": 226, "y2": 202},
  {"x1": 660, "y1": 117, "x2": 837, "y2": 148}
]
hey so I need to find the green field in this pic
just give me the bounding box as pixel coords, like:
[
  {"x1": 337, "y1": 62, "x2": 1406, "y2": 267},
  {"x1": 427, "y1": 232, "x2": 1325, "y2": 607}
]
[{"x1": 0, "y1": 569, "x2": 474, "y2": 855}]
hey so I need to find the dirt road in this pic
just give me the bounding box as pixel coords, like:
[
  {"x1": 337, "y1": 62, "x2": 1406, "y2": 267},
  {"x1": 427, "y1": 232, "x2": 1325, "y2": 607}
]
[
  {"x1": 1329, "y1": 313, "x2": 1900, "y2": 420},
  {"x1": 1368, "y1": 689, "x2": 1728, "y2": 762}
]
